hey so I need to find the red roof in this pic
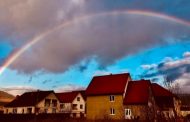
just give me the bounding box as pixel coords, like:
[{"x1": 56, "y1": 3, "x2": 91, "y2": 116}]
[
  {"x1": 86, "y1": 73, "x2": 131, "y2": 96},
  {"x1": 73, "y1": 90, "x2": 86, "y2": 100},
  {"x1": 5, "y1": 91, "x2": 54, "y2": 107},
  {"x1": 151, "y1": 83, "x2": 174, "y2": 97},
  {"x1": 123, "y1": 80, "x2": 151, "y2": 105},
  {"x1": 56, "y1": 91, "x2": 85, "y2": 103},
  {"x1": 151, "y1": 83, "x2": 175, "y2": 108}
]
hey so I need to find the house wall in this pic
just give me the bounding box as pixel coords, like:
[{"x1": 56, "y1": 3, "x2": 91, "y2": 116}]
[
  {"x1": 4, "y1": 106, "x2": 35, "y2": 114},
  {"x1": 86, "y1": 95, "x2": 124, "y2": 120},
  {"x1": 72, "y1": 93, "x2": 85, "y2": 113},
  {"x1": 124, "y1": 105, "x2": 148, "y2": 120},
  {"x1": 59, "y1": 103, "x2": 72, "y2": 113},
  {"x1": 36, "y1": 93, "x2": 60, "y2": 113},
  {"x1": 181, "y1": 110, "x2": 190, "y2": 117},
  {"x1": 59, "y1": 93, "x2": 86, "y2": 118}
]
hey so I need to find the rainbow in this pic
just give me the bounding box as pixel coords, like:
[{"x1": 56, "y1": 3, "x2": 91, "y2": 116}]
[{"x1": 0, "y1": 10, "x2": 190, "y2": 75}]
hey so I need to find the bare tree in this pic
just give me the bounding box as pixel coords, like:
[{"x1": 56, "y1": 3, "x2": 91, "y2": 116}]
[{"x1": 163, "y1": 76, "x2": 181, "y2": 94}]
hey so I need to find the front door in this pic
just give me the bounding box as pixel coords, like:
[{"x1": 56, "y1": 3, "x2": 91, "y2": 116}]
[{"x1": 125, "y1": 109, "x2": 132, "y2": 119}]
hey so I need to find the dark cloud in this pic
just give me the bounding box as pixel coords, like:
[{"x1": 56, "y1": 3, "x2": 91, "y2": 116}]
[
  {"x1": 142, "y1": 52, "x2": 190, "y2": 82},
  {"x1": 10, "y1": 13, "x2": 190, "y2": 74},
  {"x1": 1, "y1": 0, "x2": 190, "y2": 74}
]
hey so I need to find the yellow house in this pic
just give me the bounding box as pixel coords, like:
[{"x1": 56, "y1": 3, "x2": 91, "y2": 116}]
[
  {"x1": 86, "y1": 73, "x2": 180, "y2": 121},
  {"x1": 86, "y1": 73, "x2": 131, "y2": 120},
  {"x1": 4, "y1": 90, "x2": 60, "y2": 114},
  {"x1": 56, "y1": 90, "x2": 86, "y2": 118}
]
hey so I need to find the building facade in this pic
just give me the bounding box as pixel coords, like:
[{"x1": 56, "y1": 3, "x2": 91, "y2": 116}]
[
  {"x1": 56, "y1": 91, "x2": 86, "y2": 118},
  {"x1": 4, "y1": 90, "x2": 60, "y2": 114},
  {"x1": 85, "y1": 73, "x2": 180, "y2": 120},
  {"x1": 86, "y1": 73, "x2": 131, "y2": 120}
]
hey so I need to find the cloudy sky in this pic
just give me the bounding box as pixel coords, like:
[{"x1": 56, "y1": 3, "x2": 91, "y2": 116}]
[{"x1": 1, "y1": 0, "x2": 190, "y2": 95}]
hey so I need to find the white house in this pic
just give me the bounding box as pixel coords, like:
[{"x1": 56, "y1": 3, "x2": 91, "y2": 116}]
[{"x1": 56, "y1": 91, "x2": 86, "y2": 118}]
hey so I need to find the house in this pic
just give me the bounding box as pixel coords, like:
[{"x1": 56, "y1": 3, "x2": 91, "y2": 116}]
[
  {"x1": 86, "y1": 73, "x2": 131, "y2": 120},
  {"x1": 123, "y1": 80, "x2": 156, "y2": 120},
  {"x1": 85, "y1": 73, "x2": 180, "y2": 120},
  {"x1": 4, "y1": 90, "x2": 59, "y2": 114},
  {"x1": 56, "y1": 90, "x2": 86, "y2": 118},
  {"x1": 151, "y1": 83, "x2": 181, "y2": 118}
]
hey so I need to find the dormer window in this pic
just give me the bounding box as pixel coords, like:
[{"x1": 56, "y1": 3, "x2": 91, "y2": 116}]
[{"x1": 109, "y1": 95, "x2": 115, "y2": 102}]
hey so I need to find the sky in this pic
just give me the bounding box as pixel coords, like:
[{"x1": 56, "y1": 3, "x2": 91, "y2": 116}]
[{"x1": 1, "y1": 0, "x2": 190, "y2": 95}]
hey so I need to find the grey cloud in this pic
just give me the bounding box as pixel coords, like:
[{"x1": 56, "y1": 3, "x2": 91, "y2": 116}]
[
  {"x1": 143, "y1": 52, "x2": 190, "y2": 82},
  {"x1": 1, "y1": 0, "x2": 190, "y2": 74},
  {"x1": 10, "y1": 13, "x2": 190, "y2": 73}
]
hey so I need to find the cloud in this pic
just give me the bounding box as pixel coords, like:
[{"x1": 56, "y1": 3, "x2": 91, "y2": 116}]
[
  {"x1": 141, "y1": 64, "x2": 157, "y2": 70},
  {"x1": 1, "y1": 86, "x2": 37, "y2": 96},
  {"x1": 142, "y1": 51, "x2": 190, "y2": 93},
  {"x1": 1, "y1": 0, "x2": 190, "y2": 74},
  {"x1": 0, "y1": 0, "x2": 86, "y2": 46},
  {"x1": 8, "y1": 12, "x2": 190, "y2": 74},
  {"x1": 55, "y1": 84, "x2": 85, "y2": 93},
  {"x1": 183, "y1": 51, "x2": 190, "y2": 58},
  {"x1": 93, "y1": 70, "x2": 111, "y2": 76}
]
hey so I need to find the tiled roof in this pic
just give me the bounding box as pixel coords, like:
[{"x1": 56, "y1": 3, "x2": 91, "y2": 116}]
[
  {"x1": 86, "y1": 73, "x2": 131, "y2": 96},
  {"x1": 151, "y1": 83, "x2": 175, "y2": 108},
  {"x1": 151, "y1": 83, "x2": 174, "y2": 97},
  {"x1": 56, "y1": 91, "x2": 81, "y2": 103},
  {"x1": 5, "y1": 91, "x2": 54, "y2": 107},
  {"x1": 123, "y1": 80, "x2": 151, "y2": 105}
]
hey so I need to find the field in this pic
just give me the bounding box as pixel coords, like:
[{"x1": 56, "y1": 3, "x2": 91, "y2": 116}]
[{"x1": 0, "y1": 114, "x2": 188, "y2": 122}]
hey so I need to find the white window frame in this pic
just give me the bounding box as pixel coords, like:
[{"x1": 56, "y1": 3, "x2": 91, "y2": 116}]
[
  {"x1": 109, "y1": 95, "x2": 115, "y2": 102},
  {"x1": 125, "y1": 109, "x2": 131, "y2": 116},
  {"x1": 110, "y1": 108, "x2": 115, "y2": 115}
]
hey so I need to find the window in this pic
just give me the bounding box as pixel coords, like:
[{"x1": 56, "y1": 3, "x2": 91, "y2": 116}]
[
  {"x1": 52, "y1": 99, "x2": 57, "y2": 107},
  {"x1": 125, "y1": 109, "x2": 131, "y2": 116},
  {"x1": 13, "y1": 108, "x2": 17, "y2": 114},
  {"x1": 80, "y1": 104, "x2": 83, "y2": 109},
  {"x1": 60, "y1": 104, "x2": 65, "y2": 109},
  {"x1": 109, "y1": 95, "x2": 115, "y2": 102},
  {"x1": 72, "y1": 104, "x2": 77, "y2": 110},
  {"x1": 77, "y1": 97, "x2": 80, "y2": 101},
  {"x1": 110, "y1": 108, "x2": 115, "y2": 115},
  {"x1": 45, "y1": 99, "x2": 50, "y2": 107}
]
